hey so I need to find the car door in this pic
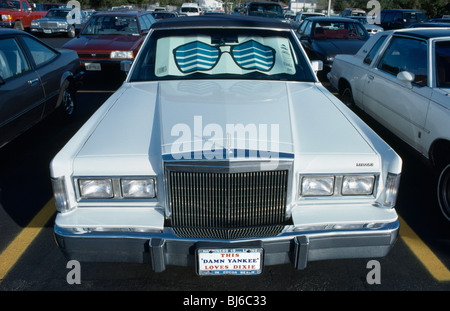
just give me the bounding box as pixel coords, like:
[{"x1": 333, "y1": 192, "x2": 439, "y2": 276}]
[
  {"x1": 0, "y1": 36, "x2": 45, "y2": 147},
  {"x1": 362, "y1": 35, "x2": 432, "y2": 154},
  {"x1": 19, "y1": 35, "x2": 62, "y2": 118}
]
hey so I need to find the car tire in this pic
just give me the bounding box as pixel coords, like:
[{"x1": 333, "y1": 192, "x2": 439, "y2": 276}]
[
  {"x1": 14, "y1": 21, "x2": 24, "y2": 31},
  {"x1": 341, "y1": 86, "x2": 354, "y2": 108},
  {"x1": 437, "y1": 163, "x2": 450, "y2": 221},
  {"x1": 56, "y1": 80, "x2": 76, "y2": 120},
  {"x1": 68, "y1": 25, "x2": 76, "y2": 38}
]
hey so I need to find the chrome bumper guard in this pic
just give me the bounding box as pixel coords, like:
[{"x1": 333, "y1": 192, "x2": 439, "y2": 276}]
[{"x1": 54, "y1": 219, "x2": 399, "y2": 273}]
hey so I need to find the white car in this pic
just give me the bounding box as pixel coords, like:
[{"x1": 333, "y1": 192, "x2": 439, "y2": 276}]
[
  {"x1": 50, "y1": 16, "x2": 402, "y2": 275},
  {"x1": 328, "y1": 28, "x2": 450, "y2": 221}
]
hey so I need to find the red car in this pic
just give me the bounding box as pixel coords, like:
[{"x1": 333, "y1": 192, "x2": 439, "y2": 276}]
[{"x1": 61, "y1": 11, "x2": 156, "y2": 72}]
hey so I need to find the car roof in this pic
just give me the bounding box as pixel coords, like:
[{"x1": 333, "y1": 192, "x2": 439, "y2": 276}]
[
  {"x1": 151, "y1": 15, "x2": 291, "y2": 30},
  {"x1": 0, "y1": 28, "x2": 28, "y2": 36},
  {"x1": 92, "y1": 10, "x2": 150, "y2": 16},
  {"x1": 395, "y1": 27, "x2": 450, "y2": 39},
  {"x1": 305, "y1": 16, "x2": 359, "y2": 22}
]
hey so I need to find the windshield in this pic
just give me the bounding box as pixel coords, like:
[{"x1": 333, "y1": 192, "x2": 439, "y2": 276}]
[
  {"x1": 436, "y1": 41, "x2": 450, "y2": 88},
  {"x1": 313, "y1": 21, "x2": 367, "y2": 39},
  {"x1": 247, "y1": 3, "x2": 283, "y2": 18},
  {"x1": 81, "y1": 15, "x2": 139, "y2": 36},
  {"x1": 404, "y1": 12, "x2": 427, "y2": 23},
  {"x1": 45, "y1": 9, "x2": 71, "y2": 18},
  {"x1": 130, "y1": 28, "x2": 315, "y2": 82},
  {"x1": 0, "y1": 0, "x2": 20, "y2": 9}
]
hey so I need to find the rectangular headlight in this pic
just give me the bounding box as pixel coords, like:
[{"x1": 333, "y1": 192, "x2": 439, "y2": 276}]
[
  {"x1": 78, "y1": 178, "x2": 113, "y2": 199},
  {"x1": 121, "y1": 178, "x2": 156, "y2": 198},
  {"x1": 301, "y1": 176, "x2": 334, "y2": 196},
  {"x1": 342, "y1": 175, "x2": 375, "y2": 195},
  {"x1": 110, "y1": 51, "x2": 133, "y2": 59}
]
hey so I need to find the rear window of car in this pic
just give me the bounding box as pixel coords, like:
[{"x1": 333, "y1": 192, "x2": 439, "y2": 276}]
[
  {"x1": 130, "y1": 28, "x2": 315, "y2": 82},
  {"x1": 364, "y1": 34, "x2": 388, "y2": 65}
]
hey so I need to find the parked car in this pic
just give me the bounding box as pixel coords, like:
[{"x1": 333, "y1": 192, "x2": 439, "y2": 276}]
[
  {"x1": 377, "y1": 9, "x2": 427, "y2": 30},
  {"x1": 349, "y1": 16, "x2": 384, "y2": 36},
  {"x1": 30, "y1": 8, "x2": 89, "y2": 38},
  {"x1": 296, "y1": 16, "x2": 369, "y2": 77},
  {"x1": 0, "y1": 29, "x2": 83, "y2": 148},
  {"x1": 180, "y1": 3, "x2": 202, "y2": 16},
  {"x1": 341, "y1": 8, "x2": 366, "y2": 17},
  {"x1": 0, "y1": 0, "x2": 46, "y2": 30},
  {"x1": 290, "y1": 11, "x2": 325, "y2": 29},
  {"x1": 50, "y1": 15, "x2": 402, "y2": 275},
  {"x1": 328, "y1": 28, "x2": 450, "y2": 220},
  {"x1": 61, "y1": 11, "x2": 156, "y2": 72}
]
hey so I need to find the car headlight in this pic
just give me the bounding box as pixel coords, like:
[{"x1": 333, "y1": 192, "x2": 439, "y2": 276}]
[
  {"x1": 300, "y1": 174, "x2": 376, "y2": 197},
  {"x1": 110, "y1": 51, "x2": 133, "y2": 59},
  {"x1": 341, "y1": 175, "x2": 375, "y2": 195},
  {"x1": 78, "y1": 178, "x2": 113, "y2": 199},
  {"x1": 57, "y1": 21, "x2": 68, "y2": 27},
  {"x1": 121, "y1": 178, "x2": 156, "y2": 198},
  {"x1": 31, "y1": 21, "x2": 39, "y2": 26},
  {"x1": 2, "y1": 14, "x2": 12, "y2": 21},
  {"x1": 301, "y1": 176, "x2": 334, "y2": 196}
]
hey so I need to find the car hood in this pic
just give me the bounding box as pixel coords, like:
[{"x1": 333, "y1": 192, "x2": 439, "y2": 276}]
[
  {"x1": 313, "y1": 39, "x2": 365, "y2": 56},
  {"x1": 34, "y1": 17, "x2": 67, "y2": 22},
  {"x1": 73, "y1": 80, "x2": 379, "y2": 175},
  {"x1": 62, "y1": 34, "x2": 143, "y2": 52}
]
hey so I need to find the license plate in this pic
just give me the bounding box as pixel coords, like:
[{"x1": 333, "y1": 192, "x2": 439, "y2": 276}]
[
  {"x1": 85, "y1": 63, "x2": 101, "y2": 71},
  {"x1": 197, "y1": 248, "x2": 263, "y2": 275},
  {"x1": 43, "y1": 29, "x2": 52, "y2": 34}
]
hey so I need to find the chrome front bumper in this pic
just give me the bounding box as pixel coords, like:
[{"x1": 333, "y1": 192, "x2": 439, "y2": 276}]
[{"x1": 54, "y1": 219, "x2": 399, "y2": 273}]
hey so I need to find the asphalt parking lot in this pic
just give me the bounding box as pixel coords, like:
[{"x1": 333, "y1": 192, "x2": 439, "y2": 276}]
[{"x1": 0, "y1": 35, "x2": 449, "y2": 297}]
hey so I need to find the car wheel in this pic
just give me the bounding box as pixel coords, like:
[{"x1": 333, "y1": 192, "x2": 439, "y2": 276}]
[
  {"x1": 14, "y1": 21, "x2": 24, "y2": 31},
  {"x1": 437, "y1": 163, "x2": 450, "y2": 221},
  {"x1": 68, "y1": 25, "x2": 76, "y2": 38},
  {"x1": 341, "y1": 86, "x2": 354, "y2": 108},
  {"x1": 57, "y1": 80, "x2": 76, "y2": 120}
]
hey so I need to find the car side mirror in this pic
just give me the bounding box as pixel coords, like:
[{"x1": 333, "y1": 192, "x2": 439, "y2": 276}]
[
  {"x1": 311, "y1": 60, "x2": 323, "y2": 72},
  {"x1": 397, "y1": 71, "x2": 415, "y2": 89},
  {"x1": 120, "y1": 60, "x2": 133, "y2": 73}
]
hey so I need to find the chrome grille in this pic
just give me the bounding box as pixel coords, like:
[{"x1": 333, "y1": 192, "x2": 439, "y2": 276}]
[
  {"x1": 40, "y1": 22, "x2": 58, "y2": 27},
  {"x1": 168, "y1": 169, "x2": 289, "y2": 239}
]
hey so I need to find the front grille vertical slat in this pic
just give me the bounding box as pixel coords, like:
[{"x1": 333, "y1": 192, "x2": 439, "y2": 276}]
[{"x1": 169, "y1": 168, "x2": 288, "y2": 239}]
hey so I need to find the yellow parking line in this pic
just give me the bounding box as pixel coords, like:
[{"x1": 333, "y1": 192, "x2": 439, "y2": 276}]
[
  {"x1": 0, "y1": 199, "x2": 55, "y2": 280},
  {"x1": 399, "y1": 216, "x2": 450, "y2": 282}
]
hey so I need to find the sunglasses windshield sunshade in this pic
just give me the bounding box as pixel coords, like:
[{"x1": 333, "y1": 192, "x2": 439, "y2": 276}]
[{"x1": 173, "y1": 40, "x2": 275, "y2": 73}]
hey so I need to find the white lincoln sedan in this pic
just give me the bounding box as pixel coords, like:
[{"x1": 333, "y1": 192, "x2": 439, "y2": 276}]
[
  {"x1": 50, "y1": 16, "x2": 402, "y2": 275},
  {"x1": 328, "y1": 28, "x2": 450, "y2": 221}
]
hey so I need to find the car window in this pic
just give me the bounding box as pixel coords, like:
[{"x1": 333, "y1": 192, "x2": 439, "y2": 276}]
[
  {"x1": 364, "y1": 34, "x2": 388, "y2": 65},
  {"x1": 82, "y1": 15, "x2": 140, "y2": 36},
  {"x1": 303, "y1": 21, "x2": 312, "y2": 36},
  {"x1": 130, "y1": 28, "x2": 315, "y2": 83},
  {"x1": 138, "y1": 16, "x2": 149, "y2": 31},
  {"x1": 21, "y1": 36, "x2": 57, "y2": 67},
  {"x1": 0, "y1": 38, "x2": 30, "y2": 80},
  {"x1": 312, "y1": 21, "x2": 366, "y2": 40},
  {"x1": 435, "y1": 41, "x2": 450, "y2": 88},
  {"x1": 377, "y1": 36, "x2": 428, "y2": 86}
]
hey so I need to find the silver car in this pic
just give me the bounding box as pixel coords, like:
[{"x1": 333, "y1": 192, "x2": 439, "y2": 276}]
[{"x1": 30, "y1": 8, "x2": 88, "y2": 38}]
